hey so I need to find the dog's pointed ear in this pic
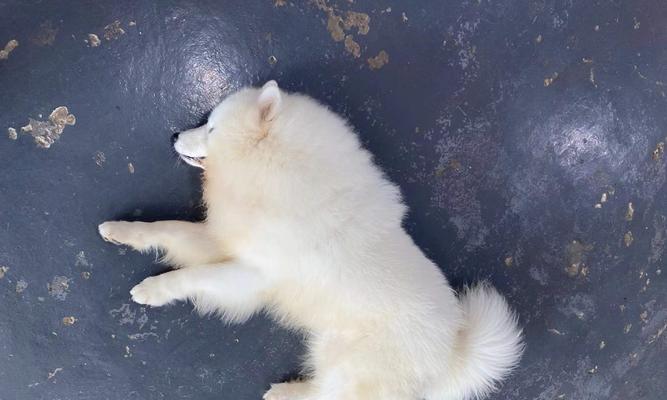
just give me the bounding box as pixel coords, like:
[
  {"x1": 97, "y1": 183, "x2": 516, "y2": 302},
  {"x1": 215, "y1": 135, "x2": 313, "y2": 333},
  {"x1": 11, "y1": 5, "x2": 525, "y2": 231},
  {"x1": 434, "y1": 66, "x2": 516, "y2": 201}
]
[{"x1": 258, "y1": 80, "x2": 282, "y2": 122}]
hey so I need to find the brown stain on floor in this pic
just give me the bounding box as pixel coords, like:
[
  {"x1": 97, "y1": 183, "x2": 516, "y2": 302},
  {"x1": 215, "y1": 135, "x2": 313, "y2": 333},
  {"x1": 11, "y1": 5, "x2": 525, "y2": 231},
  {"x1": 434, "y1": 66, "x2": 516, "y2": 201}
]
[
  {"x1": 326, "y1": 13, "x2": 346, "y2": 42},
  {"x1": 103, "y1": 20, "x2": 126, "y2": 41},
  {"x1": 0, "y1": 39, "x2": 18, "y2": 59},
  {"x1": 19, "y1": 106, "x2": 76, "y2": 148},
  {"x1": 344, "y1": 35, "x2": 360, "y2": 58},
  {"x1": 313, "y1": 0, "x2": 370, "y2": 58},
  {"x1": 367, "y1": 50, "x2": 389, "y2": 70},
  {"x1": 544, "y1": 72, "x2": 559, "y2": 87},
  {"x1": 624, "y1": 231, "x2": 634, "y2": 247},
  {"x1": 86, "y1": 33, "x2": 101, "y2": 47},
  {"x1": 343, "y1": 11, "x2": 370, "y2": 35}
]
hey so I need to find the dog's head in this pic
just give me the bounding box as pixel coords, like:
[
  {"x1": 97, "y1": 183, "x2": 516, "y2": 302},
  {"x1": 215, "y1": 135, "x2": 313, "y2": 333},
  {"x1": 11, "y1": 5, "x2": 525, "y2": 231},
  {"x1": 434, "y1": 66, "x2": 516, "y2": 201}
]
[
  {"x1": 173, "y1": 79, "x2": 361, "y2": 192},
  {"x1": 173, "y1": 80, "x2": 283, "y2": 170}
]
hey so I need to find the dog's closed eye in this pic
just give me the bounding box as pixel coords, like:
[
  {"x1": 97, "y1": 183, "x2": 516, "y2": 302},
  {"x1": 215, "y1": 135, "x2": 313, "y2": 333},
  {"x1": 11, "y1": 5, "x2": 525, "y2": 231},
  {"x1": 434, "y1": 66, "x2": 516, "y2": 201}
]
[{"x1": 208, "y1": 127, "x2": 214, "y2": 133}]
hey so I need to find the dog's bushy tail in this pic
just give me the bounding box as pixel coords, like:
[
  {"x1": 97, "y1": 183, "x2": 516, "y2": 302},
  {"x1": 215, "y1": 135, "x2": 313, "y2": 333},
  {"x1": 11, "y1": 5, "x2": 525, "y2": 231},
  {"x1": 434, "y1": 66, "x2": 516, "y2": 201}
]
[{"x1": 430, "y1": 284, "x2": 524, "y2": 399}]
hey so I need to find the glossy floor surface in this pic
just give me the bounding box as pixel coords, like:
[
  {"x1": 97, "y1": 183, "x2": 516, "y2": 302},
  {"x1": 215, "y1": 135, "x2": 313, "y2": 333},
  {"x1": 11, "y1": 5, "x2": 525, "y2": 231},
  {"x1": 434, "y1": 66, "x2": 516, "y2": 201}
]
[{"x1": 1, "y1": 1, "x2": 666, "y2": 399}]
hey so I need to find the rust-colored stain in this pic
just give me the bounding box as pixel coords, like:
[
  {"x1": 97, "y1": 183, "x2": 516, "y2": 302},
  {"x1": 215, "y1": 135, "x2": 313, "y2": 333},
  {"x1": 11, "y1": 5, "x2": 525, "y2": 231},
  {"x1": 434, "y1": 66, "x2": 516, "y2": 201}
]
[
  {"x1": 344, "y1": 35, "x2": 360, "y2": 58},
  {"x1": 314, "y1": 0, "x2": 371, "y2": 58},
  {"x1": 31, "y1": 21, "x2": 58, "y2": 46},
  {"x1": 0, "y1": 39, "x2": 18, "y2": 60},
  {"x1": 625, "y1": 202, "x2": 635, "y2": 221},
  {"x1": 274, "y1": 0, "x2": 287, "y2": 6},
  {"x1": 624, "y1": 231, "x2": 634, "y2": 247},
  {"x1": 62, "y1": 316, "x2": 77, "y2": 326},
  {"x1": 544, "y1": 72, "x2": 559, "y2": 87},
  {"x1": 367, "y1": 50, "x2": 389, "y2": 70},
  {"x1": 343, "y1": 11, "x2": 370, "y2": 35},
  {"x1": 19, "y1": 106, "x2": 76, "y2": 148},
  {"x1": 86, "y1": 33, "x2": 101, "y2": 47},
  {"x1": 504, "y1": 256, "x2": 513, "y2": 267},
  {"x1": 104, "y1": 20, "x2": 126, "y2": 41},
  {"x1": 326, "y1": 13, "x2": 346, "y2": 42}
]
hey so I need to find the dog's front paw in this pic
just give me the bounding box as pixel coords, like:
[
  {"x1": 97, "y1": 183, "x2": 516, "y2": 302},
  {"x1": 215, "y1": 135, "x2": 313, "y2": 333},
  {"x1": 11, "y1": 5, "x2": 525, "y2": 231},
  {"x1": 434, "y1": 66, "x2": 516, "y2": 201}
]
[
  {"x1": 130, "y1": 276, "x2": 175, "y2": 307},
  {"x1": 263, "y1": 382, "x2": 309, "y2": 400},
  {"x1": 98, "y1": 221, "x2": 149, "y2": 249}
]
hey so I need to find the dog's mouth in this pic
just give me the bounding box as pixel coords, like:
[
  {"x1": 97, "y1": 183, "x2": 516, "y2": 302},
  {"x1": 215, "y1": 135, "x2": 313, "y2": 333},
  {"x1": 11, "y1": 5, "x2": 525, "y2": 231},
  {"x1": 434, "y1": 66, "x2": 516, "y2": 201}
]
[{"x1": 179, "y1": 154, "x2": 206, "y2": 169}]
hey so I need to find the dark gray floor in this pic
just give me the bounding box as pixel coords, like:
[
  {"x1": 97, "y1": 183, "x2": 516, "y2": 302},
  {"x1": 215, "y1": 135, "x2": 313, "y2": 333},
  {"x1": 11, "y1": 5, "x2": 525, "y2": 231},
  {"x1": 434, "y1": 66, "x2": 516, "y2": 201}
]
[{"x1": 1, "y1": 1, "x2": 666, "y2": 399}]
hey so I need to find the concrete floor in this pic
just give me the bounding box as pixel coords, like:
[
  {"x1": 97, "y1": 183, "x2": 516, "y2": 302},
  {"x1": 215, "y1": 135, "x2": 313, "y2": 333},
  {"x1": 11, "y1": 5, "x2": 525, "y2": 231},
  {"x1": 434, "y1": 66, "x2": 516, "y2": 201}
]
[{"x1": 1, "y1": 1, "x2": 666, "y2": 399}]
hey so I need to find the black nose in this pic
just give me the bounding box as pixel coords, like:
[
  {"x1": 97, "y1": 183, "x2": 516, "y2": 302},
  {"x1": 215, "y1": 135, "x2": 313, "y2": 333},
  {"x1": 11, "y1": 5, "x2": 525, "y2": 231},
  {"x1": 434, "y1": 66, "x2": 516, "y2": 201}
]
[{"x1": 171, "y1": 132, "x2": 179, "y2": 146}]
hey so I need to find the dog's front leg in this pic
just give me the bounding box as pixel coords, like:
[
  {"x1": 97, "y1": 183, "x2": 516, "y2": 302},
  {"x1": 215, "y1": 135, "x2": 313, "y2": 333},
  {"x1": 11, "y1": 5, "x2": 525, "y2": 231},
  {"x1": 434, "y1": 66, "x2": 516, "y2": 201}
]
[
  {"x1": 98, "y1": 220, "x2": 224, "y2": 267},
  {"x1": 264, "y1": 381, "x2": 313, "y2": 400},
  {"x1": 130, "y1": 262, "x2": 268, "y2": 322}
]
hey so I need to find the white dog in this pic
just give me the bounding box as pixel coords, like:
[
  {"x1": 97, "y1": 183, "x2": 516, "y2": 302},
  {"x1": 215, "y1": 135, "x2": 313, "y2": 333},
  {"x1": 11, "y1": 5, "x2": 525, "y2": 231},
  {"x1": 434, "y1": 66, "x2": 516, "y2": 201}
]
[{"x1": 98, "y1": 81, "x2": 523, "y2": 400}]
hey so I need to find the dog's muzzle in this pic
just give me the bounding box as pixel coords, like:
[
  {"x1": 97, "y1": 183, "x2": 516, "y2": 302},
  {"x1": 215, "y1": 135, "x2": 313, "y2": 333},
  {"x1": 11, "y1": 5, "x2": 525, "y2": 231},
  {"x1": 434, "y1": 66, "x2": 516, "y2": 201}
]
[{"x1": 172, "y1": 132, "x2": 206, "y2": 169}]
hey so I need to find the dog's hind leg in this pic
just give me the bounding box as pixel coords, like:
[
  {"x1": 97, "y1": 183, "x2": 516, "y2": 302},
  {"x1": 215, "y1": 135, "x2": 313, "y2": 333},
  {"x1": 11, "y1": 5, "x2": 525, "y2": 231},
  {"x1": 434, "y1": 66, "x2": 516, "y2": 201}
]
[
  {"x1": 98, "y1": 220, "x2": 223, "y2": 267},
  {"x1": 301, "y1": 333, "x2": 416, "y2": 400},
  {"x1": 130, "y1": 262, "x2": 267, "y2": 322}
]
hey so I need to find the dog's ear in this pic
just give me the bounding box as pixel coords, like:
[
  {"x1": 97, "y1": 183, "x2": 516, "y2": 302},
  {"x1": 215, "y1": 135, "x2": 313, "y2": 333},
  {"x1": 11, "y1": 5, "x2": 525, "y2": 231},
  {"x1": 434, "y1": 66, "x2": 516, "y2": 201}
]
[{"x1": 258, "y1": 80, "x2": 282, "y2": 122}]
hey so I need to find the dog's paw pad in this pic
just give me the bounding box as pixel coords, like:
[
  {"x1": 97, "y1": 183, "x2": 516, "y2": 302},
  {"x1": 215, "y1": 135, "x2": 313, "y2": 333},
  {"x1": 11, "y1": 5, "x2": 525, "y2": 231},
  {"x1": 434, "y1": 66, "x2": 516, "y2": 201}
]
[{"x1": 130, "y1": 277, "x2": 173, "y2": 307}]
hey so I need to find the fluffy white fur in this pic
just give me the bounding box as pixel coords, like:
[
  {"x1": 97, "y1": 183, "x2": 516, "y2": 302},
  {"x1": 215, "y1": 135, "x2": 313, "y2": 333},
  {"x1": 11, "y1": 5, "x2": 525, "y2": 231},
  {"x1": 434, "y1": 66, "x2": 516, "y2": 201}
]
[{"x1": 98, "y1": 81, "x2": 524, "y2": 400}]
